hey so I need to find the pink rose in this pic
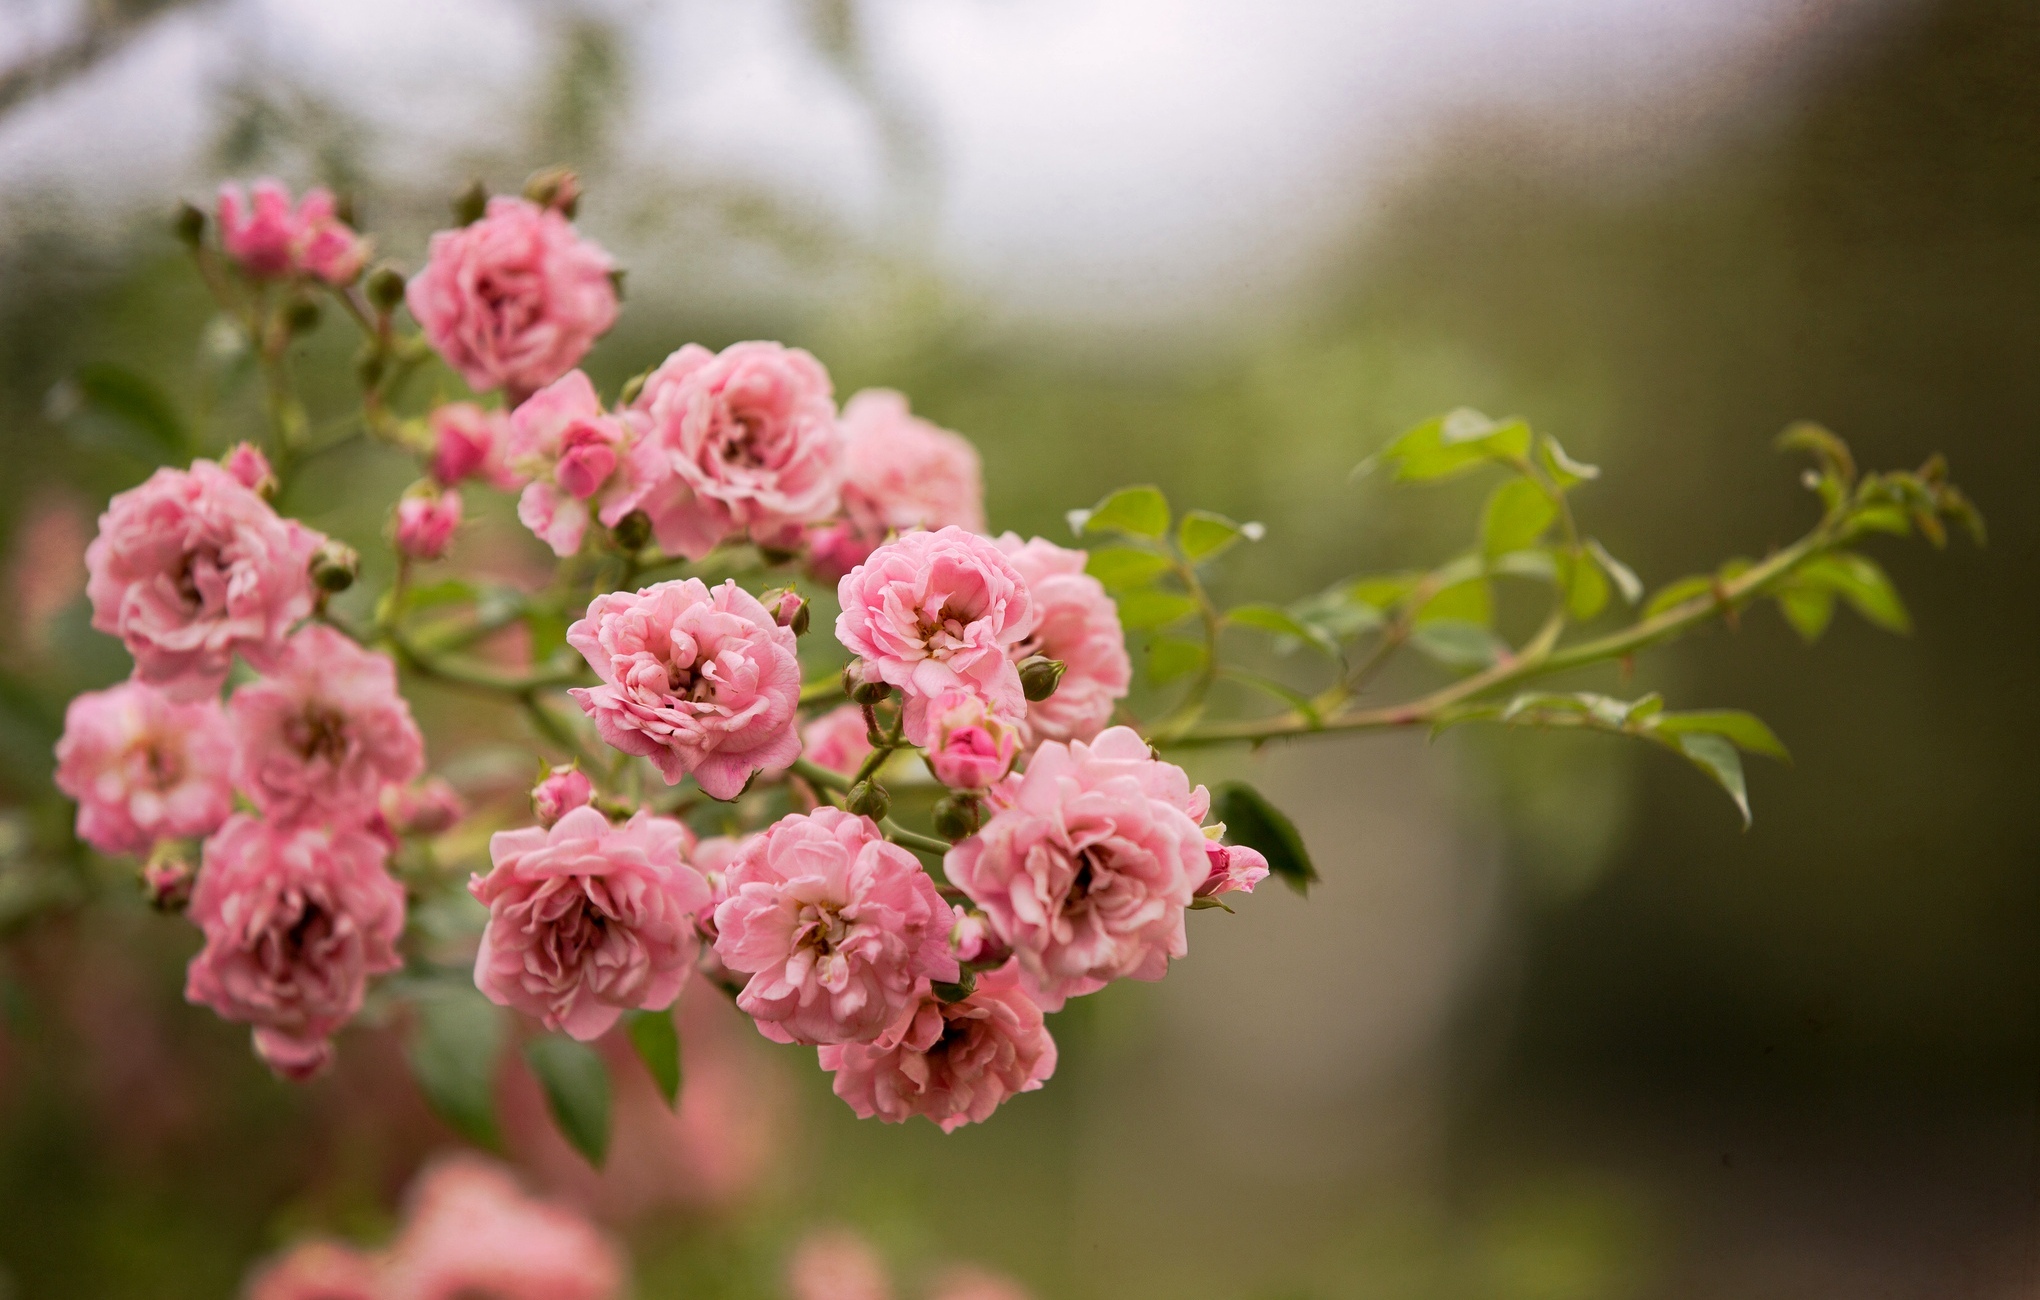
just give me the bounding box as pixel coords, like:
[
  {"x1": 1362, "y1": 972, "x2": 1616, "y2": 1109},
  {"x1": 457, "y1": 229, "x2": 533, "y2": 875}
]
[
  {"x1": 799, "y1": 704, "x2": 874, "y2": 776},
  {"x1": 394, "y1": 487, "x2": 462, "y2": 560},
  {"x1": 54, "y1": 680, "x2": 234, "y2": 855},
  {"x1": 688, "y1": 832, "x2": 754, "y2": 986},
  {"x1": 85, "y1": 458, "x2": 324, "y2": 700},
  {"x1": 217, "y1": 180, "x2": 368, "y2": 284},
  {"x1": 1197, "y1": 838, "x2": 1269, "y2": 898},
  {"x1": 406, "y1": 195, "x2": 618, "y2": 400},
  {"x1": 787, "y1": 1229, "x2": 891, "y2": 1300},
  {"x1": 382, "y1": 1155, "x2": 626, "y2": 1300},
  {"x1": 380, "y1": 777, "x2": 466, "y2": 838},
  {"x1": 470, "y1": 806, "x2": 709, "y2": 1041},
  {"x1": 993, "y1": 534, "x2": 1131, "y2": 748},
  {"x1": 244, "y1": 1240, "x2": 382, "y2": 1300},
  {"x1": 807, "y1": 389, "x2": 986, "y2": 582},
  {"x1": 615, "y1": 342, "x2": 843, "y2": 560},
  {"x1": 835, "y1": 527, "x2": 1036, "y2": 726},
  {"x1": 184, "y1": 813, "x2": 406, "y2": 1079},
  {"x1": 220, "y1": 442, "x2": 276, "y2": 495},
  {"x1": 428, "y1": 402, "x2": 521, "y2": 488},
  {"x1": 228, "y1": 625, "x2": 426, "y2": 829},
  {"x1": 506, "y1": 370, "x2": 634, "y2": 556},
  {"x1": 944, "y1": 726, "x2": 1209, "y2": 1009},
  {"x1": 712, "y1": 807, "x2": 958, "y2": 1045},
  {"x1": 948, "y1": 906, "x2": 1008, "y2": 967},
  {"x1": 531, "y1": 764, "x2": 594, "y2": 828},
  {"x1": 291, "y1": 188, "x2": 370, "y2": 285},
  {"x1": 141, "y1": 855, "x2": 196, "y2": 911},
  {"x1": 566, "y1": 578, "x2": 802, "y2": 800},
  {"x1": 919, "y1": 689, "x2": 1020, "y2": 791},
  {"x1": 819, "y1": 961, "x2": 1057, "y2": 1133}
]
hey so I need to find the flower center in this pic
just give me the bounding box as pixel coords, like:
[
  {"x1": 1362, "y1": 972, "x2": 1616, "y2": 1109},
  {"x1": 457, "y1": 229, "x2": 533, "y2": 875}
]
[
  {"x1": 795, "y1": 901, "x2": 849, "y2": 956},
  {"x1": 285, "y1": 705, "x2": 350, "y2": 763},
  {"x1": 176, "y1": 546, "x2": 224, "y2": 611},
  {"x1": 719, "y1": 412, "x2": 770, "y2": 468}
]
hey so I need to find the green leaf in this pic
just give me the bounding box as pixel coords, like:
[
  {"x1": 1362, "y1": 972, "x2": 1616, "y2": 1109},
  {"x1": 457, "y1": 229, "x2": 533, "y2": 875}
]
[
  {"x1": 1672, "y1": 732, "x2": 1751, "y2": 828},
  {"x1": 406, "y1": 984, "x2": 504, "y2": 1148},
  {"x1": 524, "y1": 1036, "x2": 612, "y2": 1166},
  {"x1": 1178, "y1": 510, "x2": 1260, "y2": 563},
  {"x1": 1116, "y1": 589, "x2": 1200, "y2": 630},
  {"x1": 1210, "y1": 782, "x2": 1319, "y2": 895},
  {"x1": 1586, "y1": 539, "x2": 1643, "y2": 606},
  {"x1": 1481, "y1": 479, "x2": 1558, "y2": 558},
  {"x1": 1558, "y1": 551, "x2": 1609, "y2": 621},
  {"x1": 1227, "y1": 603, "x2": 1339, "y2": 658},
  {"x1": 59, "y1": 363, "x2": 192, "y2": 462},
  {"x1": 1085, "y1": 546, "x2": 1173, "y2": 592},
  {"x1": 1799, "y1": 552, "x2": 1910, "y2": 634},
  {"x1": 1409, "y1": 619, "x2": 1507, "y2": 669},
  {"x1": 1847, "y1": 504, "x2": 1913, "y2": 538},
  {"x1": 1288, "y1": 588, "x2": 1384, "y2": 643},
  {"x1": 1218, "y1": 668, "x2": 1324, "y2": 727},
  {"x1": 1074, "y1": 485, "x2": 1170, "y2": 539},
  {"x1": 625, "y1": 1008, "x2": 682, "y2": 1108},
  {"x1": 1371, "y1": 410, "x2": 1532, "y2": 482},
  {"x1": 1774, "y1": 584, "x2": 1835, "y2": 642},
  {"x1": 1537, "y1": 433, "x2": 1600, "y2": 488},
  {"x1": 1653, "y1": 710, "x2": 1790, "y2": 762},
  {"x1": 1344, "y1": 573, "x2": 1423, "y2": 610},
  {"x1": 1643, "y1": 575, "x2": 1716, "y2": 620},
  {"x1": 1490, "y1": 549, "x2": 1559, "y2": 583},
  {"x1": 1146, "y1": 637, "x2": 1209, "y2": 685},
  {"x1": 1416, "y1": 577, "x2": 1493, "y2": 627},
  {"x1": 1774, "y1": 421, "x2": 1856, "y2": 485}
]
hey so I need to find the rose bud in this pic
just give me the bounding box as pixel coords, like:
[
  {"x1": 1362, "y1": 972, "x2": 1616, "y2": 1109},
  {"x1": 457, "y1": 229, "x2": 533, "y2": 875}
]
[
  {"x1": 532, "y1": 765, "x2": 594, "y2": 828},
  {"x1": 1018, "y1": 655, "x2": 1066, "y2": 702},
  {"x1": 308, "y1": 540, "x2": 360, "y2": 592},
  {"x1": 381, "y1": 777, "x2": 466, "y2": 838},
  {"x1": 394, "y1": 486, "x2": 462, "y2": 561},
  {"x1": 140, "y1": 856, "x2": 195, "y2": 912}
]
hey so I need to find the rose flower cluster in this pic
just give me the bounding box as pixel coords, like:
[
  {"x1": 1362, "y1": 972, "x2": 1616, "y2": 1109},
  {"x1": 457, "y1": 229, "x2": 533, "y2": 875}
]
[{"x1": 51, "y1": 172, "x2": 1269, "y2": 1135}]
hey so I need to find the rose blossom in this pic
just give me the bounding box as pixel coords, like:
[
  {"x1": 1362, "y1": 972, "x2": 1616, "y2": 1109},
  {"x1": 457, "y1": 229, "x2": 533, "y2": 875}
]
[
  {"x1": 566, "y1": 578, "x2": 802, "y2": 800},
  {"x1": 380, "y1": 777, "x2": 466, "y2": 838},
  {"x1": 54, "y1": 680, "x2": 234, "y2": 855},
  {"x1": 405, "y1": 195, "x2": 619, "y2": 399},
  {"x1": 185, "y1": 814, "x2": 406, "y2": 1079},
  {"x1": 504, "y1": 370, "x2": 635, "y2": 556},
  {"x1": 807, "y1": 389, "x2": 985, "y2": 581},
  {"x1": 835, "y1": 527, "x2": 1036, "y2": 727},
  {"x1": 713, "y1": 807, "x2": 958, "y2": 1045},
  {"x1": 531, "y1": 764, "x2": 594, "y2": 827},
  {"x1": 382, "y1": 1155, "x2": 626, "y2": 1300},
  {"x1": 85, "y1": 457, "x2": 324, "y2": 699},
  {"x1": 819, "y1": 960, "x2": 1057, "y2": 1133},
  {"x1": 220, "y1": 442, "x2": 276, "y2": 495},
  {"x1": 920, "y1": 689, "x2": 1020, "y2": 791},
  {"x1": 614, "y1": 341, "x2": 843, "y2": 559},
  {"x1": 471, "y1": 806, "x2": 708, "y2": 1041},
  {"x1": 948, "y1": 907, "x2": 1008, "y2": 967},
  {"x1": 394, "y1": 487, "x2": 462, "y2": 560},
  {"x1": 944, "y1": 726, "x2": 1210, "y2": 1008},
  {"x1": 1197, "y1": 835, "x2": 1270, "y2": 898},
  {"x1": 228, "y1": 625, "x2": 426, "y2": 829},
  {"x1": 800, "y1": 704, "x2": 874, "y2": 775},
  {"x1": 993, "y1": 534, "x2": 1131, "y2": 747},
  {"x1": 244, "y1": 1240, "x2": 382, "y2": 1300},
  {"x1": 428, "y1": 401, "x2": 521, "y2": 488},
  {"x1": 217, "y1": 180, "x2": 369, "y2": 284},
  {"x1": 787, "y1": 1228, "x2": 891, "y2": 1300}
]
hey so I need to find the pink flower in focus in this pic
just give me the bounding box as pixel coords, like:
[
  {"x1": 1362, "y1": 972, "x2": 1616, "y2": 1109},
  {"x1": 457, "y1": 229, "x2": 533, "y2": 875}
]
[
  {"x1": 507, "y1": 371, "x2": 632, "y2": 556},
  {"x1": 85, "y1": 458, "x2": 324, "y2": 699},
  {"x1": 244, "y1": 1240, "x2": 383, "y2": 1300},
  {"x1": 819, "y1": 961, "x2": 1056, "y2": 1133},
  {"x1": 929, "y1": 1266, "x2": 1036, "y2": 1300},
  {"x1": 616, "y1": 341, "x2": 843, "y2": 560},
  {"x1": 944, "y1": 726, "x2": 1209, "y2": 1008},
  {"x1": 920, "y1": 689, "x2": 1020, "y2": 791},
  {"x1": 993, "y1": 534, "x2": 1131, "y2": 748},
  {"x1": 713, "y1": 807, "x2": 958, "y2": 1046},
  {"x1": 184, "y1": 814, "x2": 405, "y2": 1080},
  {"x1": 787, "y1": 1228, "x2": 891, "y2": 1300},
  {"x1": 566, "y1": 578, "x2": 802, "y2": 800},
  {"x1": 54, "y1": 680, "x2": 234, "y2": 855},
  {"x1": 220, "y1": 442, "x2": 276, "y2": 495},
  {"x1": 531, "y1": 765, "x2": 593, "y2": 828},
  {"x1": 1197, "y1": 838, "x2": 1270, "y2": 898},
  {"x1": 835, "y1": 527, "x2": 1036, "y2": 726},
  {"x1": 228, "y1": 625, "x2": 425, "y2": 829},
  {"x1": 799, "y1": 705, "x2": 874, "y2": 775},
  {"x1": 380, "y1": 777, "x2": 466, "y2": 838},
  {"x1": 383, "y1": 1155, "x2": 625, "y2": 1300},
  {"x1": 405, "y1": 195, "x2": 618, "y2": 399},
  {"x1": 471, "y1": 807, "x2": 708, "y2": 1041},
  {"x1": 807, "y1": 389, "x2": 985, "y2": 582},
  {"x1": 394, "y1": 488, "x2": 462, "y2": 561},
  {"x1": 217, "y1": 181, "x2": 368, "y2": 284},
  {"x1": 427, "y1": 402, "x2": 520, "y2": 488}
]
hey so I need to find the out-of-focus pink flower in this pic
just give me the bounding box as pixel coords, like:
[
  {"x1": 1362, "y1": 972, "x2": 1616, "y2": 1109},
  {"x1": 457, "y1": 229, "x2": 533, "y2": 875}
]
[
  {"x1": 427, "y1": 402, "x2": 521, "y2": 489},
  {"x1": 787, "y1": 1228, "x2": 892, "y2": 1300},
  {"x1": 819, "y1": 961, "x2": 1056, "y2": 1132},
  {"x1": 919, "y1": 689, "x2": 1020, "y2": 791},
  {"x1": 220, "y1": 442, "x2": 276, "y2": 495},
  {"x1": 506, "y1": 371, "x2": 633, "y2": 557},
  {"x1": 807, "y1": 389, "x2": 985, "y2": 582},
  {"x1": 85, "y1": 458, "x2": 324, "y2": 700},
  {"x1": 141, "y1": 855, "x2": 196, "y2": 911},
  {"x1": 382, "y1": 1154, "x2": 626, "y2": 1300},
  {"x1": 54, "y1": 680, "x2": 234, "y2": 855},
  {"x1": 566, "y1": 578, "x2": 802, "y2": 800},
  {"x1": 948, "y1": 907, "x2": 1007, "y2": 967},
  {"x1": 8, "y1": 493, "x2": 89, "y2": 657},
  {"x1": 405, "y1": 195, "x2": 618, "y2": 400},
  {"x1": 530, "y1": 764, "x2": 593, "y2": 828},
  {"x1": 835, "y1": 527, "x2": 1035, "y2": 727},
  {"x1": 799, "y1": 705, "x2": 874, "y2": 776},
  {"x1": 292, "y1": 189, "x2": 370, "y2": 285},
  {"x1": 228, "y1": 625, "x2": 425, "y2": 829},
  {"x1": 615, "y1": 341, "x2": 843, "y2": 560},
  {"x1": 713, "y1": 808, "x2": 958, "y2": 1045},
  {"x1": 394, "y1": 488, "x2": 462, "y2": 561},
  {"x1": 993, "y1": 534, "x2": 1131, "y2": 748},
  {"x1": 244, "y1": 1239, "x2": 383, "y2": 1300},
  {"x1": 928, "y1": 1265, "x2": 1036, "y2": 1300},
  {"x1": 1196, "y1": 837, "x2": 1269, "y2": 898},
  {"x1": 217, "y1": 181, "x2": 369, "y2": 284},
  {"x1": 380, "y1": 777, "x2": 466, "y2": 838},
  {"x1": 185, "y1": 814, "x2": 405, "y2": 1079},
  {"x1": 471, "y1": 807, "x2": 708, "y2": 1041},
  {"x1": 944, "y1": 726, "x2": 1209, "y2": 1009}
]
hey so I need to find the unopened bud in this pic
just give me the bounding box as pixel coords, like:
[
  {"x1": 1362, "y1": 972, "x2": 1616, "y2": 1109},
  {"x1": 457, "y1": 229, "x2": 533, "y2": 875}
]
[
  {"x1": 1018, "y1": 656, "x2": 1066, "y2": 702},
  {"x1": 931, "y1": 792, "x2": 981, "y2": 841},
  {"x1": 365, "y1": 263, "x2": 407, "y2": 314},
  {"x1": 309, "y1": 541, "x2": 359, "y2": 593},
  {"x1": 452, "y1": 179, "x2": 488, "y2": 227},
  {"x1": 532, "y1": 765, "x2": 593, "y2": 828},
  {"x1": 523, "y1": 165, "x2": 582, "y2": 217},
  {"x1": 610, "y1": 509, "x2": 651, "y2": 552},
  {"x1": 141, "y1": 854, "x2": 195, "y2": 912},
  {"x1": 172, "y1": 200, "x2": 206, "y2": 249},
  {"x1": 764, "y1": 588, "x2": 809, "y2": 635},
  {"x1": 844, "y1": 660, "x2": 890, "y2": 706},
  {"x1": 845, "y1": 779, "x2": 891, "y2": 822},
  {"x1": 355, "y1": 347, "x2": 387, "y2": 390},
  {"x1": 617, "y1": 367, "x2": 652, "y2": 408},
  {"x1": 283, "y1": 296, "x2": 322, "y2": 336},
  {"x1": 931, "y1": 972, "x2": 977, "y2": 1004}
]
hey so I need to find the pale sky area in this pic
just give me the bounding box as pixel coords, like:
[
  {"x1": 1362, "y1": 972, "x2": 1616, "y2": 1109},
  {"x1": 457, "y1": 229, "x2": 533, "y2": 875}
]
[{"x1": 0, "y1": 0, "x2": 1894, "y2": 322}]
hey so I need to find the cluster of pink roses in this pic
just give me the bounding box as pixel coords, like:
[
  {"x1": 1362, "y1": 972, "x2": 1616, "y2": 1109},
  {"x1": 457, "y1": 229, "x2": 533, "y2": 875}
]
[{"x1": 217, "y1": 180, "x2": 371, "y2": 285}]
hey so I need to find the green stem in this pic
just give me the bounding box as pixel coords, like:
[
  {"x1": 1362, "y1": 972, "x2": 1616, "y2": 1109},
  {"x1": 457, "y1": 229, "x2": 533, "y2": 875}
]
[
  {"x1": 882, "y1": 820, "x2": 952, "y2": 857},
  {"x1": 790, "y1": 757, "x2": 851, "y2": 794}
]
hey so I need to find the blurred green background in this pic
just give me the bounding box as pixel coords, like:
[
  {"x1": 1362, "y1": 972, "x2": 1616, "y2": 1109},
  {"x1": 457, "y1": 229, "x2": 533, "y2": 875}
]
[{"x1": 0, "y1": 0, "x2": 2031, "y2": 1295}]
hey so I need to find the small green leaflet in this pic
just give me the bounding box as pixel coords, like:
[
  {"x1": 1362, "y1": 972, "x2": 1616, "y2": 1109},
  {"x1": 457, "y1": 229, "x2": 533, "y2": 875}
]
[
  {"x1": 1481, "y1": 479, "x2": 1557, "y2": 557},
  {"x1": 1410, "y1": 619, "x2": 1506, "y2": 669},
  {"x1": 1674, "y1": 732, "x2": 1751, "y2": 828},
  {"x1": 1226, "y1": 603, "x2": 1340, "y2": 658},
  {"x1": 1210, "y1": 782, "x2": 1319, "y2": 895},
  {"x1": 1366, "y1": 409, "x2": 1534, "y2": 483},
  {"x1": 1146, "y1": 637, "x2": 1209, "y2": 685},
  {"x1": 1085, "y1": 546, "x2": 1174, "y2": 592},
  {"x1": 1071, "y1": 485, "x2": 1170, "y2": 539},
  {"x1": 1178, "y1": 509, "x2": 1263, "y2": 563},
  {"x1": 406, "y1": 983, "x2": 504, "y2": 1148},
  {"x1": 525, "y1": 1036, "x2": 612, "y2": 1166},
  {"x1": 625, "y1": 1008, "x2": 682, "y2": 1108},
  {"x1": 1116, "y1": 589, "x2": 1200, "y2": 630}
]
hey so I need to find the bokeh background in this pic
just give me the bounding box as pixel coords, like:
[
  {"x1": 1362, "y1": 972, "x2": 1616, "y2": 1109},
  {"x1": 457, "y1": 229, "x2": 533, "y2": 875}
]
[{"x1": 0, "y1": 0, "x2": 2032, "y2": 1296}]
